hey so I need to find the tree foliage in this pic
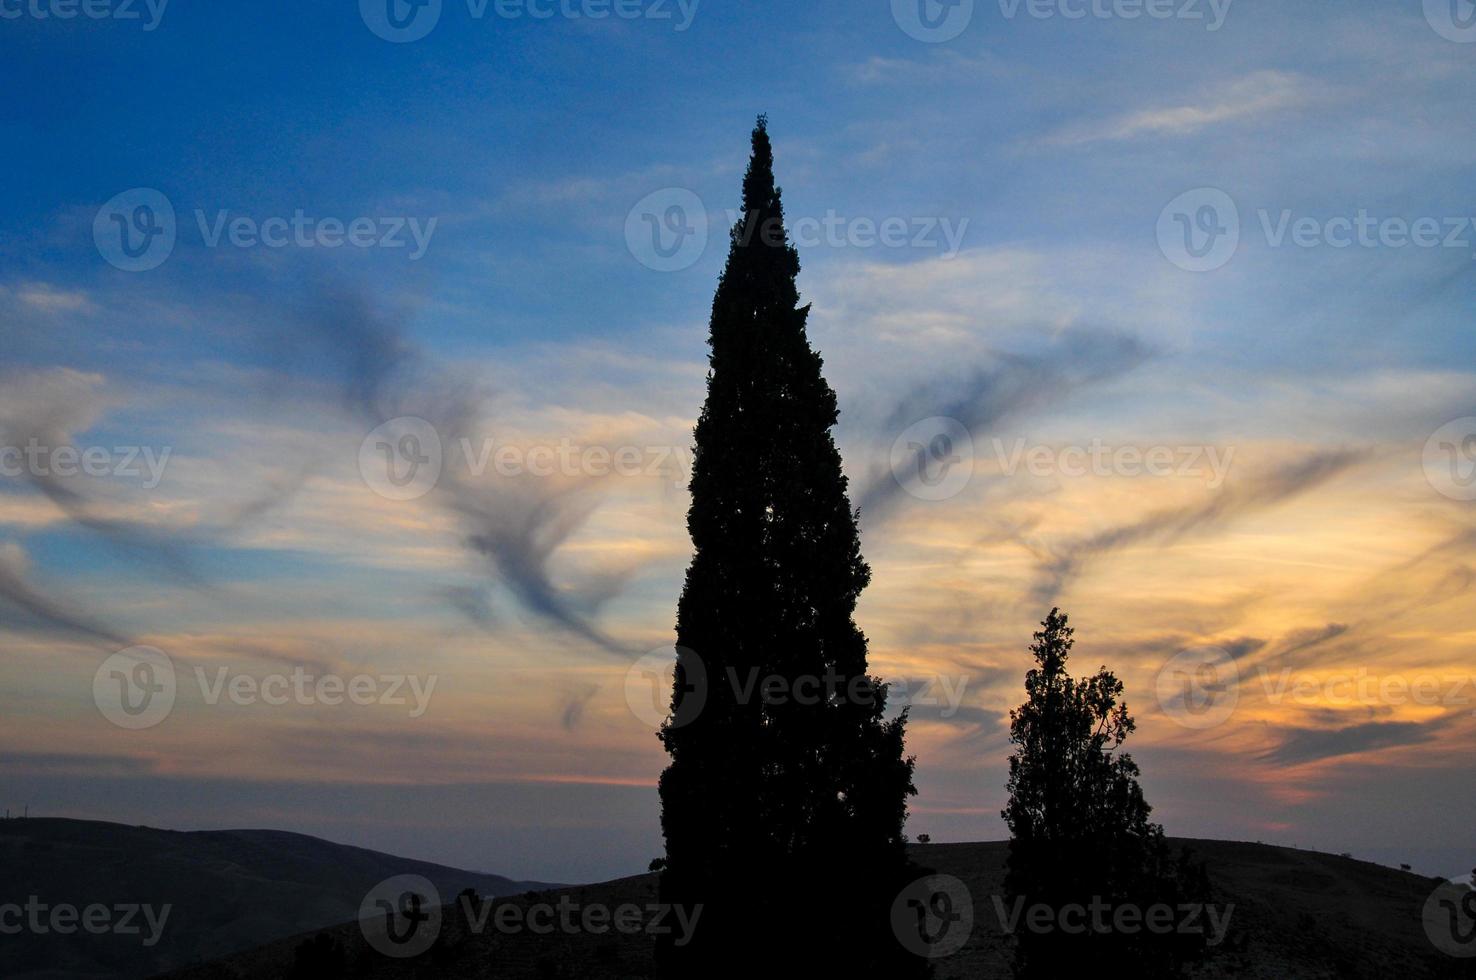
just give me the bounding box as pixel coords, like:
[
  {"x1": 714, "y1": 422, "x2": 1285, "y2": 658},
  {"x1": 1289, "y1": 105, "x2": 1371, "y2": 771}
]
[
  {"x1": 656, "y1": 117, "x2": 925, "y2": 976},
  {"x1": 1003, "y1": 608, "x2": 1209, "y2": 977}
]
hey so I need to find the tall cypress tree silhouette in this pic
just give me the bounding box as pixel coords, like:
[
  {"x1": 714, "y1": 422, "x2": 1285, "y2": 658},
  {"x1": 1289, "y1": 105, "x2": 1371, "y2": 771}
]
[{"x1": 657, "y1": 117, "x2": 923, "y2": 974}]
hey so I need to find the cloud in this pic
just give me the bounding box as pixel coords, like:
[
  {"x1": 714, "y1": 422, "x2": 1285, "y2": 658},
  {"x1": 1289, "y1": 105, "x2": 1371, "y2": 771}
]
[
  {"x1": 855, "y1": 327, "x2": 1153, "y2": 522},
  {"x1": 1274, "y1": 623, "x2": 1350, "y2": 663},
  {"x1": 0, "y1": 367, "x2": 215, "y2": 582},
  {"x1": 1260, "y1": 718, "x2": 1447, "y2": 767},
  {"x1": 1040, "y1": 71, "x2": 1313, "y2": 146},
  {"x1": 1218, "y1": 635, "x2": 1268, "y2": 663},
  {"x1": 0, "y1": 276, "x2": 645, "y2": 654},
  {"x1": 0, "y1": 541, "x2": 131, "y2": 646},
  {"x1": 1032, "y1": 448, "x2": 1367, "y2": 601},
  {"x1": 283, "y1": 281, "x2": 634, "y2": 653},
  {"x1": 559, "y1": 683, "x2": 600, "y2": 731},
  {"x1": 0, "y1": 751, "x2": 158, "y2": 777},
  {"x1": 13, "y1": 283, "x2": 95, "y2": 314},
  {"x1": 457, "y1": 482, "x2": 624, "y2": 653}
]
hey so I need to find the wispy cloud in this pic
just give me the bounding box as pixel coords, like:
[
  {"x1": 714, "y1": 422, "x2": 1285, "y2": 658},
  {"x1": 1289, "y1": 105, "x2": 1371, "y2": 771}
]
[
  {"x1": 1030, "y1": 448, "x2": 1368, "y2": 601},
  {"x1": 0, "y1": 541, "x2": 131, "y2": 646},
  {"x1": 1040, "y1": 71, "x2": 1314, "y2": 146},
  {"x1": 11, "y1": 283, "x2": 95, "y2": 314},
  {"x1": 856, "y1": 327, "x2": 1153, "y2": 522},
  {"x1": 1260, "y1": 717, "x2": 1448, "y2": 767}
]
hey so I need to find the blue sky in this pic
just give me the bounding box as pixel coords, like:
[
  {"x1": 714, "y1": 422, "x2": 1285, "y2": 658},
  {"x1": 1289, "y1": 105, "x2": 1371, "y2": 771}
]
[{"x1": 2, "y1": 0, "x2": 1475, "y2": 884}]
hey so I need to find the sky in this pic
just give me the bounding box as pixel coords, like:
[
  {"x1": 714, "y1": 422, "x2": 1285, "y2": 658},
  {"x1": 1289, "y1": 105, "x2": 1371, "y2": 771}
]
[{"x1": 2, "y1": 0, "x2": 1474, "y2": 885}]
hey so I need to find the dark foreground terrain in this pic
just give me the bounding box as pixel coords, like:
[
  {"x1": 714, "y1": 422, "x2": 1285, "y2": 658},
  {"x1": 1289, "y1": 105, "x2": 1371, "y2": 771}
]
[
  {"x1": 0, "y1": 818, "x2": 556, "y2": 979},
  {"x1": 158, "y1": 838, "x2": 1473, "y2": 980}
]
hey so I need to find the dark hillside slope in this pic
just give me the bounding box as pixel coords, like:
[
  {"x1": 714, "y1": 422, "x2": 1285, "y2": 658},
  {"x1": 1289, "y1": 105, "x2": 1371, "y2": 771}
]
[
  {"x1": 0, "y1": 817, "x2": 556, "y2": 979},
  {"x1": 164, "y1": 838, "x2": 1473, "y2": 980}
]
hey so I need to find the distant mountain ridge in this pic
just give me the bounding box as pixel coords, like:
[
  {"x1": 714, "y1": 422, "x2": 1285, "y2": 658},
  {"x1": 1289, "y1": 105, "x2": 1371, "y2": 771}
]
[
  {"x1": 0, "y1": 817, "x2": 558, "y2": 979},
  {"x1": 4, "y1": 820, "x2": 1468, "y2": 979},
  {"x1": 167, "y1": 838, "x2": 1473, "y2": 980}
]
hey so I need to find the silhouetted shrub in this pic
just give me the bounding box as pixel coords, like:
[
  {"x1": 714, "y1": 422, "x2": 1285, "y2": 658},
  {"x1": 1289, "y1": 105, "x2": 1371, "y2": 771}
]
[
  {"x1": 289, "y1": 932, "x2": 345, "y2": 979},
  {"x1": 1002, "y1": 609, "x2": 1212, "y2": 978}
]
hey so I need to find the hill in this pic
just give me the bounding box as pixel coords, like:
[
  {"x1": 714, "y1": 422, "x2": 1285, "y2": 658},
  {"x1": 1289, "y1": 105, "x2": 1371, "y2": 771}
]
[
  {"x1": 0, "y1": 817, "x2": 557, "y2": 979},
  {"x1": 161, "y1": 838, "x2": 1474, "y2": 979}
]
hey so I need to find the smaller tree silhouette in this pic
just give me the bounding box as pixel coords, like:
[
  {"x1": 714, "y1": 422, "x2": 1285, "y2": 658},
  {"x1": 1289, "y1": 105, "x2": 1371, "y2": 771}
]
[{"x1": 1002, "y1": 608, "x2": 1209, "y2": 978}]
